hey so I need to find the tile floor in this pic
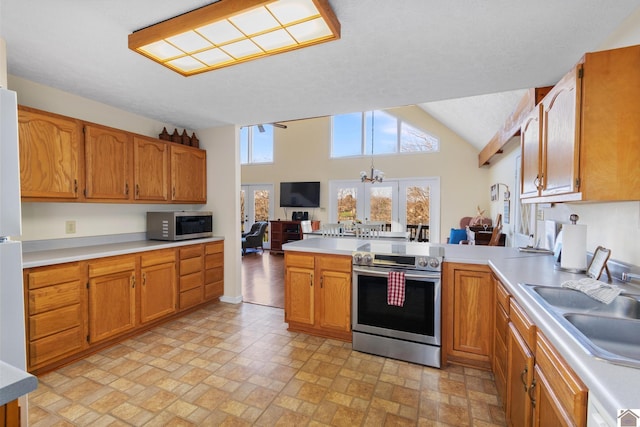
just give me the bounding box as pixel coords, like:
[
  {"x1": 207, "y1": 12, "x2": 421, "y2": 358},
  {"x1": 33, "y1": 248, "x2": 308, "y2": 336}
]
[{"x1": 29, "y1": 302, "x2": 506, "y2": 426}]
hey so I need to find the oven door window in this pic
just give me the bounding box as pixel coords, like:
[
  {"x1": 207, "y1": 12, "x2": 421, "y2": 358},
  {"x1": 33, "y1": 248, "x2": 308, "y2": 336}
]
[{"x1": 356, "y1": 274, "x2": 435, "y2": 337}]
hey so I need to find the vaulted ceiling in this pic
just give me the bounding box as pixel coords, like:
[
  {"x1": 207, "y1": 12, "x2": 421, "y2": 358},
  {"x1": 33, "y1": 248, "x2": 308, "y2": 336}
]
[{"x1": 2, "y1": 1, "x2": 639, "y2": 151}]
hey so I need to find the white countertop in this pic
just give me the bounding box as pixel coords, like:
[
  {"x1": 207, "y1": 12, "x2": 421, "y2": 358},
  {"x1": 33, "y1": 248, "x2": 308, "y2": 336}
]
[
  {"x1": 0, "y1": 361, "x2": 37, "y2": 405},
  {"x1": 22, "y1": 236, "x2": 224, "y2": 268},
  {"x1": 284, "y1": 237, "x2": 640, "y2": 417}
]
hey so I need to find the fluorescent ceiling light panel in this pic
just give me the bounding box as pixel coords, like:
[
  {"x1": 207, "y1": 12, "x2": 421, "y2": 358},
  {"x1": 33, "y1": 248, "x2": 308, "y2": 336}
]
[{"x1": 129, "y1": 0, "x2": 340, "y2": 76}]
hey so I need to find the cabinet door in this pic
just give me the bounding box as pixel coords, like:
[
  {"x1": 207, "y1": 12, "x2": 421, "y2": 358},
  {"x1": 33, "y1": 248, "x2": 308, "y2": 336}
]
[
  {"x1": 204, "y1": 241, "x2": 224, "y2": 300},
  {"x1": 88, "y1": 257, "x2": 136, "y2": 343},
  {"x1": 170, "y1": 145, "x2": 206, "y2": 203},
  {"x1": 18, "y1": 107, "x2": 82, "y2": 200},
  {"x1": 520, "y1": 105, "x2": 542, "y2": 199},
  {"x1": 541, "y1": 66, "x2": 581, "y2": 198},
  {"x1": 133, "y1": 136, "x2": 169, "y2": 201},
  {"x1": 85, "y1": 124, "x2": 132, "y2": 200},
  {"x1": 285, "y1": 266, "x2": 314, "y2": 326},
  {"x1": 141, "y1": 262, "x2": 176, "y2": 323},
  {"x1": 443, "y1": 263, "x2": 494, "y2": 369},
  {"x1": 506, "y1": 323, "x2": 534, "y2": 427},
  {"x1": 317, "y1": 269, "x2": 351, "y2": 332}
]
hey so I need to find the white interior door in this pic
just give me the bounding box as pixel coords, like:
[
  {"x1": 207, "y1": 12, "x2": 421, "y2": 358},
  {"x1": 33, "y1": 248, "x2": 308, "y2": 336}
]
[{"x1": 241, "y1": 184, "x2": 274, "y2": 249}]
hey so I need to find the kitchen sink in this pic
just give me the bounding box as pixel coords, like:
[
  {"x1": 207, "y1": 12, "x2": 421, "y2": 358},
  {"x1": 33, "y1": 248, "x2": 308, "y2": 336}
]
[
  {"x1": 532, "y1": 286, "x2": 640, "y2": 319},
  {"x1": 563, "y1": 313, "x2": 640, "y2": 361},
  {"x1": 521, "y1": 283, "x2": 640, "y2": 368}
]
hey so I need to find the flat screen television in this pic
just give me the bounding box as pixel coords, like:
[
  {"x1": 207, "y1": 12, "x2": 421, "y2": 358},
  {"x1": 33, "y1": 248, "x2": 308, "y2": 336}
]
[{"x1": 279, "y1": 181, "x2": 320, "y2": 208}]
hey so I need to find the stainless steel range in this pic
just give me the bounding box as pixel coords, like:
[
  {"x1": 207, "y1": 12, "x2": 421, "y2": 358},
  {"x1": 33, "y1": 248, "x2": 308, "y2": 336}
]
[{"x1": 351, "y1": 242, "x2": 443, "y2": 368}]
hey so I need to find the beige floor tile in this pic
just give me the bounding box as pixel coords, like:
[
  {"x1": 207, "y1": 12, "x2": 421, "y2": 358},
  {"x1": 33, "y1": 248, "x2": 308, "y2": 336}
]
[{"x1": 28, "y1": 302, "x2": 506, "y2": 427}]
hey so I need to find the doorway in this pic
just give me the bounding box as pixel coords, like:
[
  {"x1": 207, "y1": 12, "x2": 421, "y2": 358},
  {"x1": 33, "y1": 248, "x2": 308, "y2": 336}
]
[{"x1": 240, "y1": 184, "x2": 274, "y2": 249}]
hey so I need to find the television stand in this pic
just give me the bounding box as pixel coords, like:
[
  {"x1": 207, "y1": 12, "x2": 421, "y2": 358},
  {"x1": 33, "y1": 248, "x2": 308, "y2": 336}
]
[{"x1": 270, "y1": 220, "x2": 320, "y2": 254}]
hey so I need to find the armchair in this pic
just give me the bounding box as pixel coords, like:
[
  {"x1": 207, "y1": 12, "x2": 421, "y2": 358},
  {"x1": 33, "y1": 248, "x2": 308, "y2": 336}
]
[{"x1": 242, "y1": 222, "x2": 268, "y2": 255}]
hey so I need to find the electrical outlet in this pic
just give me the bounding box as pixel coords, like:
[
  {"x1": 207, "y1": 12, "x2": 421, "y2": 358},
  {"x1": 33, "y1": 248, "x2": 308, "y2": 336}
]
[{"x1": 65, "y1": 220, "x2": 76, "y2": 234}]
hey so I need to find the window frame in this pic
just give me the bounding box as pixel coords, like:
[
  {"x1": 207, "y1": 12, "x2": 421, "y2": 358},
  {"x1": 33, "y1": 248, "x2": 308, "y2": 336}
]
[{"x1": 241, "y1": 125, "x2": 274, "y2": 165}]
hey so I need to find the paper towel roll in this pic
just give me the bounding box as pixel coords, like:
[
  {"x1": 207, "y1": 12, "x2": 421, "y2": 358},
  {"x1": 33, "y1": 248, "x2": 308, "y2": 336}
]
[{"x1": 561, "y1": 224, "x2": 587, "y2": 271}]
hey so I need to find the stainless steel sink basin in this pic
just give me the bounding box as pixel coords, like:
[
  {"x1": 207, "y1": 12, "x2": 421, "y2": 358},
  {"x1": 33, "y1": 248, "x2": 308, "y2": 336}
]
[
  {"x1": 564, "y1": 313, "x2": 640, "y2": 362},
  {"x1": 521, "y1": 283, "x2": 640, "y2": 368},
  {"x1": 532, "y1": 286, "x2": 640, "y2": 319}
]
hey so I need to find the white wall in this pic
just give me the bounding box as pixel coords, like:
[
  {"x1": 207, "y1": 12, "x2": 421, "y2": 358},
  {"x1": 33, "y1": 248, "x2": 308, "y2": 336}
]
[
  {"x1": 487, "y1": 11, "x2": 640, "y2": 266},
  {"x1": 242, "y1": 106, "x2": 491, "y2": 243}
]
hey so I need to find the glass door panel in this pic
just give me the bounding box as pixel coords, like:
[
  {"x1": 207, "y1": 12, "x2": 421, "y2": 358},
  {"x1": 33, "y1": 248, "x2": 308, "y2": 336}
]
[{"x1": 241, "y1": 184, "x2": 274, "y2": 249}]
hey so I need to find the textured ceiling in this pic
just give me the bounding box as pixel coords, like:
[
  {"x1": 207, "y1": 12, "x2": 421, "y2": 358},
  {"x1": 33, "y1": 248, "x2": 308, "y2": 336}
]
[{"x1": 2, "y1": 1, "x2": 639, "y2": 150}]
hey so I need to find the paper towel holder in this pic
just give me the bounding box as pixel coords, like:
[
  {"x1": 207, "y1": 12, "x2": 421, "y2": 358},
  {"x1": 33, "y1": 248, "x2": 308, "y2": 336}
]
[{"x1": 553, "y1": 214, "x2": 588, "y2": 274}]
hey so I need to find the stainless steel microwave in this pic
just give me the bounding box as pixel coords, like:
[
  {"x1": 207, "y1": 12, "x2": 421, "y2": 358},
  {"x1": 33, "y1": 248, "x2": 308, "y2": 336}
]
[{"x1": 147, "y1": 211, "x2": 213, "y2": 241}]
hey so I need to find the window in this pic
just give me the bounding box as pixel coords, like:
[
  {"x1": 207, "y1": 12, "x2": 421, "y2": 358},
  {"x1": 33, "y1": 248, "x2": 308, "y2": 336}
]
[
  {"x1": 331, "y1": 110, "x2": 439, "y2": 158},
  {"x1": 241, "y1": 125, "x2": 273, "y2": 164}
]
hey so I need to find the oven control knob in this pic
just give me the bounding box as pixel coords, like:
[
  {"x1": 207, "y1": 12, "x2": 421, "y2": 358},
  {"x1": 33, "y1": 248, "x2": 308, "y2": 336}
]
[
  {"x1": 362, "y1": 253, "x2": 373, "y2": 266},
  {"x1": 353, "y1": 253, "x2": 363, "y2": 264},
  {"x1": 428, "y1": 258, "x2": 440, "y2": 269},
  {"x1": 417, "y1": 257, "x2": 428, "y2": 267}
]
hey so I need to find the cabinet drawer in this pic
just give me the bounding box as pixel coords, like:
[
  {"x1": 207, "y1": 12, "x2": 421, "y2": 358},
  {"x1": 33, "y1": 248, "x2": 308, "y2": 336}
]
[
  {"x1": 316, "y1": 254, "x2": 352, "y2": 273},
  {"x1": 180, "y1": 272, "x2": 202, "y2": 292},
  {"x1": 205, "y1": 253, "x2": 223, "y2": 269},
  {"x1": 535, "y1": 332, "x2": 587, "y2": 426},
  {"x1": 180, "y1": 245, "x2": 203, "y2": 259},
  {"x1": 495, "y1": 302, "x2": 509, "y2": 344},
  {"x1": 494, "y1": 334, "x2": 507, "y2": 407},
  {"x1": 27, "y1": 263, "x2": 82, "y2": 290},
  {"x1": 30, "y1": 303, "x2": 82, "y2": 340},
  {"x1": 180, "y1": 287, "x2": 202, "y2": 309},
  {"x1": 494, "y1": 331, "x2": 507, "y2": 375},
  {"x1": 205, "y1": 268, "x2": 223, "y2": 284},
  {"x1": 204, "y1": 281, "x2": 223, "y2": 300},
  {"x1": 510, "y1": 299, "x2": 536, "y2": 351},
  {"x1": 89, "y1": 256, "x2": 136, "y2": 277},
  {"x1": 180, "y1": 256, "x2": 202, "y2": 276},
  {"x1": 28, "y1": 281, "x2": 82, "y2": 315},
  {"x1": 29, "y1": 326, "x2": 84, "y2": 367},
  {"x1": 285, "y1": 252, "x2": 314, "y2": 269},
  {"x1": 205, "y1": 242, "x2": 223, "y2": 254},
  {"x1": 496, "y1": 280, "x2": 510, "y2": 313},
  {"x1": 140, "y1": 249, "x2": 176, "y2": 267}
]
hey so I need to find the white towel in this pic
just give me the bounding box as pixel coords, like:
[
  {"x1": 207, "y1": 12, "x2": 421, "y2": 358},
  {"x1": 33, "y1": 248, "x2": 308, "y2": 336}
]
[{"x1": 561, "y1": 278, "x2": 621, "y2": 304}]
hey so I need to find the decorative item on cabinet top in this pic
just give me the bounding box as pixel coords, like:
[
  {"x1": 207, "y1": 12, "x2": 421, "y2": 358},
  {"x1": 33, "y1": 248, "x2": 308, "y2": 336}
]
[{"x1": 159, "y1": 127, "x2": 199, "y2": 148}]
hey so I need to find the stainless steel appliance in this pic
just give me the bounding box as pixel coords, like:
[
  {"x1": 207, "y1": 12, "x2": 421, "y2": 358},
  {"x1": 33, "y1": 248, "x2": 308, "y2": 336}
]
[
  {"x1": 352, "y1": 242, "x2": 443, "y2": 368},
  {"x1": 147, "y1": 211, "x2": 213, "y2": 241}
]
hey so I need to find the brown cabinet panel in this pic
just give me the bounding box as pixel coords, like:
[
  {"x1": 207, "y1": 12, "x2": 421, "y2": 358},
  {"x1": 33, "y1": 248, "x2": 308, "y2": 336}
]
[
  {"x1": 88, "y1": 257, "x2": 136, "y2": 343},
  {"x1": 317, "y1": 269, "x2": 350, "y2": 332},
  {"x1": 205, "y1": 252, "x2": 223, "y2": 269},
  {"x1": 84, "y1": 124, "x2": 132, "y2": 200},
  {"x1": 180, "y1": 257, "x2": 203, "y2": 276},
  {"x1": 170, "y1": 145, "x2": 206, "y2": 203},
  {"x1": 520, "y1": 106, "x2": 542, "y2": 199},
  {"x1": 180, "y1": 245, "x2": 203, "y2": 260},
  {"x1": 506, "y1": 323, "x2": 534, "y2": 427},
  {"x1": 27, "y1": 263, "x2": 82, "y2": 290},
  {"x1": 18, "y1": 107, "x2": 82, "y2": 200},
  {"x1": 141, "y1": 262, "x2": 176, "y2": 324},
  {"x1": 180, "y1": 286, "x2": 203, "y2": 309},
  {"x1": 443, "y1": 263, "x2": 494, "y2": 369},
  {"x1": 29, "y1": 303, "x2": 82, "y2": 340},
  {"x1": 180, "y1": 272, "x2": 202, "y2": 292},
  {"x1": 133, "y1": 136, "x2": 169, "y2": 201},
  {"x1": 285, "y1": 266, "x2": 315, "y2": 326},
  {"x1": 28, "y1": 281, "x2": 82, "y2": 315},
  {"x1": 29, "y1": 326, "x2": 84, "y2": 368}
]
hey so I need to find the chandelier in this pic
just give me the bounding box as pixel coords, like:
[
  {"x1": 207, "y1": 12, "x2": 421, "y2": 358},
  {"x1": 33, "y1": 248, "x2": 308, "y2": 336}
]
[{"x1": 360, "y1": 111, "x2": 384, "y2": 183}]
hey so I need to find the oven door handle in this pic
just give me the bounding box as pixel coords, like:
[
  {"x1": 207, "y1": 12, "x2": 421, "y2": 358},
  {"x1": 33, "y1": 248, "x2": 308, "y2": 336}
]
[{"x1": 353, "y1": 266, "x2": 440, "y2": 281}]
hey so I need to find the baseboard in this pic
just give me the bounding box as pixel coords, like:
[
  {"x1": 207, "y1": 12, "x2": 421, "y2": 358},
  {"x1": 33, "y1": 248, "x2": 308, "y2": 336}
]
[{"x1": 220, "y1": 295, "x2": 243, "y2": 304}]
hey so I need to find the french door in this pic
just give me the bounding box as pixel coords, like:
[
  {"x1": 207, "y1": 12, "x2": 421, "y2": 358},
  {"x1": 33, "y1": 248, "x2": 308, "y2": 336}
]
[
  {"x1": 240, "y1": 184, "x2": 274, "y2": 249},
  {"x1": 328, "y1": 178, "x2": 440, "y2": 241}
]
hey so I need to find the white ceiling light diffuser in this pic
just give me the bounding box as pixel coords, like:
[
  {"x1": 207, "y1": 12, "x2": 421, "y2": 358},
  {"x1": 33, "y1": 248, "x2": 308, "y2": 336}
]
[{"x1": 128, "y1": 0, "x2": 340, "y2": 76}]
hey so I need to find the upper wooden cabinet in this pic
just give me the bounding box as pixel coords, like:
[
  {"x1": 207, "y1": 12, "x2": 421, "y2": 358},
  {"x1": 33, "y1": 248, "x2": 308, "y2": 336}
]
[
  {"x1": 18, "y1": 106, "x2": 83, "y2": 200},
  {"x1": 18, "y1": 106, "x2": 207, "y2": 204},
  {"x1": 84, "y1": 124, "x2": 132, "y2": 200},
  {"x1": 170, "y1": 144, "x2": 207, "y2": 203},
  {"x1": 521, "y1": 45, "x2": 640, "y2": 203},
  {"x1": 134, "y1": 136, "x2": 169, "y2": 201}
]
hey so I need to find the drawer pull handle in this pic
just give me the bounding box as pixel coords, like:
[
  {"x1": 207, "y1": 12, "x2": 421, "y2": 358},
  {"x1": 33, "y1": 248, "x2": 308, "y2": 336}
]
[
  {"x1": 528, "y1": 378, "x2": 537, "y2": 407},
  {"x1": 520, "y1": 366, "x2": 528, "y2": 391}
]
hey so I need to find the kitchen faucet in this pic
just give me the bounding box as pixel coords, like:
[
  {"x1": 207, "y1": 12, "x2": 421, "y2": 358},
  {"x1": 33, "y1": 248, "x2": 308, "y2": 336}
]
[{"x1": 621, "y1": 272, "x2": 640, "y2": 283}]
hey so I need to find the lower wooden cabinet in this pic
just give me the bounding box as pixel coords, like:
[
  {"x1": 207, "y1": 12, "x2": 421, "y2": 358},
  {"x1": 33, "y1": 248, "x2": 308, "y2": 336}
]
[
  {"x1": 442, "y1": 263, "x2": 494, "y2": 369},
  {"x1": 285, "y1": 252, "x2": 351, "y2": 341},
  {"x1": 88, "y1": 255, "x2": 136, "y2": 343},
  {"x1": 494, "y1": 278, "x2": 588, "y2": 427},
  {"x1": 24, "y1": 262, "x2": 86, "y2": 371},
  {"x1": 140, "y1": 249, "x2": 176, "y2": 323},
  {"x1": 23, "y1": 240, "x2": 223, "y2": 374},
  {"x1": 1, "y1": 399, "x2": 19, "y2": 427}
]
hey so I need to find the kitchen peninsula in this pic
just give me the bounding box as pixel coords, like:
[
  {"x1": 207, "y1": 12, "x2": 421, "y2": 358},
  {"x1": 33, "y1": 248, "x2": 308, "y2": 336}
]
[{"x1": 282, "y1": 237, "x2": 640, "y2": 426}]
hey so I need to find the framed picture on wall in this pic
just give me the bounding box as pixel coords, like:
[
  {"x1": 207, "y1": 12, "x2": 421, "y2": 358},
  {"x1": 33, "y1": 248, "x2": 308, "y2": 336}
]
[{"x1": 491, "y1": 184, "x2": 498, "y2": 201}]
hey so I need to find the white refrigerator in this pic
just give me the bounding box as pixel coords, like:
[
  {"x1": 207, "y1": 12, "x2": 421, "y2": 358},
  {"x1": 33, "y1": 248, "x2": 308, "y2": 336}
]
[{"x1": 0, "y1": 87, "x2": 27, "y2": 372}]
